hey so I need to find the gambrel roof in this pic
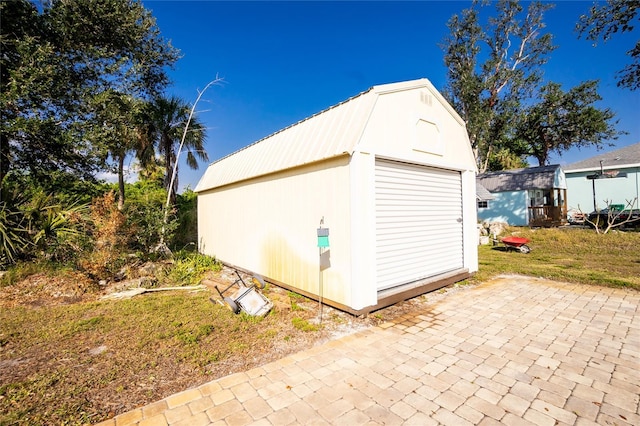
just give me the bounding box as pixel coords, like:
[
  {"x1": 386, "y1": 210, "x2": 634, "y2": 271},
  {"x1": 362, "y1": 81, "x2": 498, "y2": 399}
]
[
  {"x1": 564, "y1": 142, "x2": 640, "y2": 173},
  {"x1": 477, "y1": 165, "x2": 565, "y2": 192},
  {"x1": 195, "y1": 79, "x2": 465, "y2": 192}
]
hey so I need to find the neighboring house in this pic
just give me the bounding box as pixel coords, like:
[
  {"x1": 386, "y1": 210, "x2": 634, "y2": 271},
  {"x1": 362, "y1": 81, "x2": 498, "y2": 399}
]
[
  {"x1": 195, "y1": 79, "x2": 478, "y2": 315},
  {"x1": 476, "y1": 182, "x2": 495, "y2": 209},
  {"x1": 564, "y1": 142, "x2": 640, "y2": 216},
  {"x1": 476, "y1": 165, "x2": 568, "y2": 227}
]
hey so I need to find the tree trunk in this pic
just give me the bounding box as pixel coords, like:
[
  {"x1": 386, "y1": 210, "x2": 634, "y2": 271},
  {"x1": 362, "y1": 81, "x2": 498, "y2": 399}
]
[
  {"x1": 117, "y1": 153, "x2": 125, "y2": 211},
  {"x1": 162, "y1": 134, "x2": 177, "y2": 205}
]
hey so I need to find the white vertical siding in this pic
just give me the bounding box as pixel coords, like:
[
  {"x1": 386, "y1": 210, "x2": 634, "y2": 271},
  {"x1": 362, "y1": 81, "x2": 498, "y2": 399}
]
[
  {"x1": 198, "y1": 156, "x2": 354, "y2": 306},
  {"x1": 348, "y1": 152, "x2": 378, "y2": 308}
]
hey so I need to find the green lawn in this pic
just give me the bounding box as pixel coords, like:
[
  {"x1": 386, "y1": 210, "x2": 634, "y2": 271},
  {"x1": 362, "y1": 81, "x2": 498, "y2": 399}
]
[
  {"x1": 0, "y1": 278, "x2": 329, "y2": 425},
  {"x1": 472, "y1": 226, "x2": 640, "y2": 290}
]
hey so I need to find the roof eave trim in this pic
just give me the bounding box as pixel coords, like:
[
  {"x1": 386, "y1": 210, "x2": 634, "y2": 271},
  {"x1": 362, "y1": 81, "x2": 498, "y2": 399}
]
[
  {"x1": 195, "y1": 152, "x2": 353, "y2": 194},
  {"x1": 565, "y1": 163, "x2": 640, "y2": 173}
]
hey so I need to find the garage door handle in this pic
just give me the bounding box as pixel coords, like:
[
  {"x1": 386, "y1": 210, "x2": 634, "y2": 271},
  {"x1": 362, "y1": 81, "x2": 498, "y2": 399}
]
[{"x1": 456, "y1": 217, "x2": 463, "y2": 223}]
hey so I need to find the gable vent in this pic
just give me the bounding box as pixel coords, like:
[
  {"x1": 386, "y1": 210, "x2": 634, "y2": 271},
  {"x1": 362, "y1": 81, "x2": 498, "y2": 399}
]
[{"x1": 420, "y1": 91, "x2": 432, "y2": 106}]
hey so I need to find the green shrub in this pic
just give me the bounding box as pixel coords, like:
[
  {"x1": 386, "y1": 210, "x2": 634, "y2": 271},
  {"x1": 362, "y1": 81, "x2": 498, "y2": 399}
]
[
  {"x1": 162, "y1": 251, "x2": 221, "y2": 286},
  {"x1": 123, "y1": 180, "x2": 177, "y2": 254},
  {"x1": 0, "y1": 194, "x2": 28, "y2": 267},
  {"x1": 0, "y1": 182, "x2": 91, "y2": 267},
  {"x1": 173, "y1": 189, "x2": 198, "y2": 250}
]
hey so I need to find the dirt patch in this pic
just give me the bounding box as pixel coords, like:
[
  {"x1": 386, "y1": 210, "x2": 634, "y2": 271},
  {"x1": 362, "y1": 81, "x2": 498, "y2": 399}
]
[
  {"x1": 0, "y1": 265, "x2": 476, "y2": 424},
  {"x1": 0, "y1": 271, "x2": 100, "y2": 308}
]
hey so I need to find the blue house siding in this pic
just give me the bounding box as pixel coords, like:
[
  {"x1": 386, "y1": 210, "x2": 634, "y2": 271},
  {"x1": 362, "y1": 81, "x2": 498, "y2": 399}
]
[
  {"x1": 564, "y1": 142, "x2": 640, "y2": 216},
  {"x1": 477, "y1": 165, "x2": 568, "y2": 227},
  {"x1": 566, "y1": 167, "x2": 640, "y2": 213},
  {"x1": 477, "y1": 191, "x2": 529, "y2": 226}
]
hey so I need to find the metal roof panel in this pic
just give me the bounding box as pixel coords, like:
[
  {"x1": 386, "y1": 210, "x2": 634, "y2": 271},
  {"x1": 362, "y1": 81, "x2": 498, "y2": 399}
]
[
  {"x1": 195, "y1": 79, "x2": 446, "y2": 192},
  {"x1": 477, "y1": 165, "x2": 563, "y2": 192}
]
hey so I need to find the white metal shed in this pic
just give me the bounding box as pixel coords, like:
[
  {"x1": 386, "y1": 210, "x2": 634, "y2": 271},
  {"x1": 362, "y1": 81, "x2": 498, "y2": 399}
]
[{"x1": 195, "y1": 78, "x2": 478, "y2": 314}]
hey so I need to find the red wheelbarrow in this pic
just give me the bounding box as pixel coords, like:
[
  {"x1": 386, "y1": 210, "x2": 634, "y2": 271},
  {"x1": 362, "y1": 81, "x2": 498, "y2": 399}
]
[{"x1": 500, "y1": 236, "x2": 531, "y2": 253}]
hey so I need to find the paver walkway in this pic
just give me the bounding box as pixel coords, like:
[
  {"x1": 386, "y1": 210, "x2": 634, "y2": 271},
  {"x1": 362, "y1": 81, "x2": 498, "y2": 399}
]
[{"x1": 97, "y1": 275, "x2": 640, "y2": 425}]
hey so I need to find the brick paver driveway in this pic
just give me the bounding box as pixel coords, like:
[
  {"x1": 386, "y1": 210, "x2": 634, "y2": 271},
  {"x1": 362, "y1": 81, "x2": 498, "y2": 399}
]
[{"x1": 99, "y1": 275, "x2": 639, "y2": 425}]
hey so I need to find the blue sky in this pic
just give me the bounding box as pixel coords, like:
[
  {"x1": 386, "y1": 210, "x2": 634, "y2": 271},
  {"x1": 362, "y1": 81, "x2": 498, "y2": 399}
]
[{"x1": 141, "y1": 0, "x2": 639, "y2": 192}]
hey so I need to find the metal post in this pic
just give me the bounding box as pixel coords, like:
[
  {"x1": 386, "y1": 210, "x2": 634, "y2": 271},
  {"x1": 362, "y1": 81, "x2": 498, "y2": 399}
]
[
  {"x1": 318, "y1": 247, "x2": 323, "y2": 324},
  {"x1": 316, "y1": 217, "x2": 327, "y2": 325}
]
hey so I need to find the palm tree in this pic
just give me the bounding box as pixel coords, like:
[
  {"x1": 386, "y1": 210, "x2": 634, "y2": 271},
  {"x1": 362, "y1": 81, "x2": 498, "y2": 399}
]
[
  {"x1": 148, "y1": 96, "x2": 208, "y2": 205},
  {"x1": 92, "y1": 89, "x2": 143, "y2": 210}
]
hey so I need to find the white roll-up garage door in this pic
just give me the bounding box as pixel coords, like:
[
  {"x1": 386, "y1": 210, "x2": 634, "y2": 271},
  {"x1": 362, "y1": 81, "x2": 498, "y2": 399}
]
[{"x1": 375, "y1": 159, "x2": 464, "y2": 291}]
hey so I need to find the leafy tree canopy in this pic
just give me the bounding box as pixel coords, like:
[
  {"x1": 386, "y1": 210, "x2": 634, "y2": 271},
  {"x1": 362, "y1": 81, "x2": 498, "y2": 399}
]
[
  {"x1": 442, "y1": 0, "x2": 623, "y2": 171},
  {"x1": 442, "y1": 0, "x2": 556, "y2": 171},
  {"x1": 515, "y1": 81, "x2": 623, "y2": 166},
  {"x1": 0, "y1": 0, "x2": 179, "y2": 191},
  {"x1": 577, "y1": 0, "x2": 640, "y2": 91}
]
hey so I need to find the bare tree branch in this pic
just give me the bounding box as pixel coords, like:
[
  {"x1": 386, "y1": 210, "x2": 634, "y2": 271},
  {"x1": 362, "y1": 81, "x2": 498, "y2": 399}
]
[
  {"x1": 155, "y1": 76, "x2": 224, "y2": 253},
  {"x1": 579, "y1": 197, "x2": 639, "y2": 234}
]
